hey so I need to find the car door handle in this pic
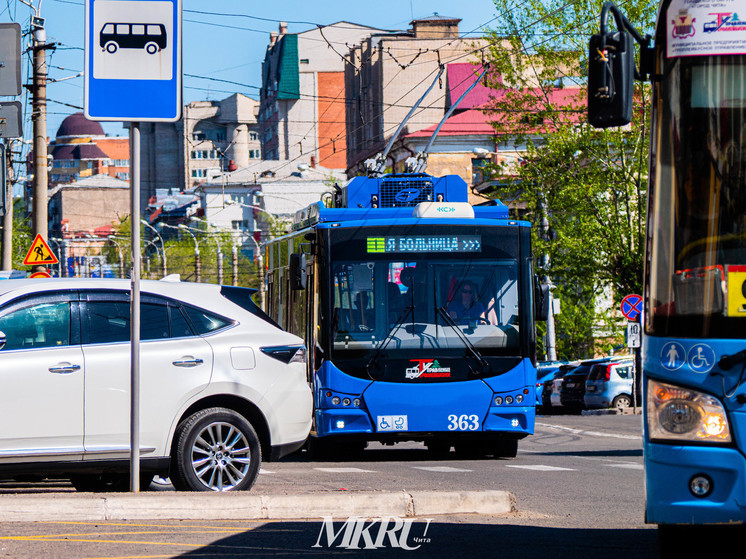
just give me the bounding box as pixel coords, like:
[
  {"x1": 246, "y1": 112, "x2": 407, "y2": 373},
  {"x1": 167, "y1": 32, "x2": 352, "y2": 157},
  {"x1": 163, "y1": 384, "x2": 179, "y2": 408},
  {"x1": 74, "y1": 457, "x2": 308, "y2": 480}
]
[
  {"x1": 49, "y1": 363, "x2": 81, "y2": 374},
  {"x1": 172, "y1": 357, "x2": 204, "y2": 368}
]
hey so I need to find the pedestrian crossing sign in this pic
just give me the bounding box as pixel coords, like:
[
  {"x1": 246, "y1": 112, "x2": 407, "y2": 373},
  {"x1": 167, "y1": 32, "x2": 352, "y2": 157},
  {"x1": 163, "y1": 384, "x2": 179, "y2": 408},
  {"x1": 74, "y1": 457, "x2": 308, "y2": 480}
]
[{"x1": 23, "y1": 234, "x2": 58, "y2": 266}]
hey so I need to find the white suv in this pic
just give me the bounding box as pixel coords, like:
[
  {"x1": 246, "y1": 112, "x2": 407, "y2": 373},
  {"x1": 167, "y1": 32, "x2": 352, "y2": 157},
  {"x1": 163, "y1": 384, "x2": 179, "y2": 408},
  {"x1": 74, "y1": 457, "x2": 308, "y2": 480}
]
[{"x1": 0, "y1": 278, "x2": 312, "y2": 492}]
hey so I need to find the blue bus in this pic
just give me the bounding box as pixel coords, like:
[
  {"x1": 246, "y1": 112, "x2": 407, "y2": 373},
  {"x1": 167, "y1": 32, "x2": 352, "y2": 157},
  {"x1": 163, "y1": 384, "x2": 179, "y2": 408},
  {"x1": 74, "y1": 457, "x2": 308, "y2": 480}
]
[
  {"x1": 264, "y1": 173, "x2": 547, "y2": 458},
  {"x1": 589, "y1": 0, "x2": 746, "y2": 540}
]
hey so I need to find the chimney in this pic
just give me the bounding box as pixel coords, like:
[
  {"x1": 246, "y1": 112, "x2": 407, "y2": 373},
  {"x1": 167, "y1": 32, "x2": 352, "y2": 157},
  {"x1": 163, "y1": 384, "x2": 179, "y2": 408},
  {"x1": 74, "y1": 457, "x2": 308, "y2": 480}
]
[
  {"x1": 227, "y1": 160, "x2": 237, "y2": 172},
  {"x1": 310, "y1": 156, "x2": 316, "y2": 168},
  {"x1": 279, "y1": 21, "x2": 287, "y2": 35},
  {"x1": 269, "y1": 31, "x2": 277, "y2": 45}
]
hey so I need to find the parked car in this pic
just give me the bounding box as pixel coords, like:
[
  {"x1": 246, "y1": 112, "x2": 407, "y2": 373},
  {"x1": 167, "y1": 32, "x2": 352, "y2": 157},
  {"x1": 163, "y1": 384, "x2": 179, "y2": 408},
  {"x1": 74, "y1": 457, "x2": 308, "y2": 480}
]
[
  {"x1": 536, "y1": 362, "x2": 563, "y2": 406},
  {"x1": 558, "y1": 358, "x2": 614, "y2": 411},
  {"x1": 543, "y1": 363, "x2": 580, "y2": 411},
  {"x1": 584, "y1": 357, "x2": 636, "y2": 410},
  {"x1": 0, "y1": 278, "x2": 313, "y2": 492}
]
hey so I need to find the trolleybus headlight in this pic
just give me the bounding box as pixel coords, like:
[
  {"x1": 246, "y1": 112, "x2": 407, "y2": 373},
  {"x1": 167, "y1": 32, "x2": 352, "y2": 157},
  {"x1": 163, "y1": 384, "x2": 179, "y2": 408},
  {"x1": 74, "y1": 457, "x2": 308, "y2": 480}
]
[
  {"x1": 515, "y1": 394, "x2": 524, "y2": 403},
  {"x1": 332, "y1": 396, "x2": 341, "y2": 405},
  {"x1": 494, "y1": 396, "x2": 503, "y2": 406},
  {"x1": 353, "y1": 398, "x2": 361, "y2": 407},
  {"x1": 342, "y1": 397, "x2": 351, "y2": 406},
  {"x1": 647, "y1": 379, "x2": 731, "y2": 443}
]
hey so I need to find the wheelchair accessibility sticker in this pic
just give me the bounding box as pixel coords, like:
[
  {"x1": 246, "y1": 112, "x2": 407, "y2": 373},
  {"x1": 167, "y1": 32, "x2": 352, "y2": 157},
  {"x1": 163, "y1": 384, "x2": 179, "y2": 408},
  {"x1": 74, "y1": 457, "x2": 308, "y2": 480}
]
[
  {"x1": 661, "y1": 342, "x2": 715, "y2": 373},
  {"x1": 377, "y1": 415, "x2": 408, "y2": 432},
  {"x1": 688, "y1": 344, "x2": 715, "y2": 374}
]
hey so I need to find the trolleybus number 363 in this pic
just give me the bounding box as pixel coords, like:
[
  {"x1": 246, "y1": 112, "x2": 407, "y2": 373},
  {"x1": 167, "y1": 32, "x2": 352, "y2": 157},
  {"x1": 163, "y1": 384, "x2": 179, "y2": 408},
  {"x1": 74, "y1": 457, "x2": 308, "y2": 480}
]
[{"x1": 447, "y1": 414, "x2": 480, "y2": 431}]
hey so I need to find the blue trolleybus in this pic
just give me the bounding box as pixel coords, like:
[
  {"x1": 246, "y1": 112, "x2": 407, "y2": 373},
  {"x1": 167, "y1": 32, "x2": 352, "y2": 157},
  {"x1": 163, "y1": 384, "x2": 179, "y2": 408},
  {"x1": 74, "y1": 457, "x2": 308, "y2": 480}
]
[
  {"x1": 264, "y1": 173, "x2": 547, "y2": 457},
  {"x1": 589, "y1": 0, "x2": 746, "y2": 539}
]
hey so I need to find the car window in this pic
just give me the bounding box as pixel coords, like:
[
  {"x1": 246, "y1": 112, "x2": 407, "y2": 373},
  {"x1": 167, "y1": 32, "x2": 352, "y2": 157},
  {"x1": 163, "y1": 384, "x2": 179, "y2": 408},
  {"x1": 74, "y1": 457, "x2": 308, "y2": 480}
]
[
  {"x1": 616, "y1": 365, "x2": 631, "y2": 379},
  {"x1": 0, "y1": 301, "x2": 70, "y2": 350},
  {"x1": 83, "y1": 300, "x2": 198, "y2": 343},
  {"x1": 170, "y1": 305, "x2": 194, "y2": 338},
  {"x1": 84, "y1": 300, "x2": 130, "y2": 344},
  {"x1": 182, "y1": 305, "x2": 232, "y2": 335}
]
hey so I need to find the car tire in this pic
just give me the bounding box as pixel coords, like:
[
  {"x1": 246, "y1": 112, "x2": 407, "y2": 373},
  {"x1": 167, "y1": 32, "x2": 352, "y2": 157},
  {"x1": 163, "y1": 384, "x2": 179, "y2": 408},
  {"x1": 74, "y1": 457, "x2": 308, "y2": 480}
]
[
  {"x1": 171, "y1": 407, "x2": 261, "y2": 492},
  {"x1": 145, "y1": 42, "x2": 159, "y2": 54},
  {"x1": 612, "y1": 394, "x2": 632, "y2": 410},
  {"x1": 104, "y1": 41, "x2": 118, "y2": 53}
]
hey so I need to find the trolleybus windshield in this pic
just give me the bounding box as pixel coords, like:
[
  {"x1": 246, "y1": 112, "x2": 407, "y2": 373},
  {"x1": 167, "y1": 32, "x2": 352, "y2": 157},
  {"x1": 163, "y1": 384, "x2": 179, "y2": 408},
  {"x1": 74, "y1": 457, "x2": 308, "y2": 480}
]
[
  {"x1": 649, "y1": 55, "x2": 746, "y2": 338},
  {"x1": 325, "y1": 224, "x2": 527, "y2": 381}
]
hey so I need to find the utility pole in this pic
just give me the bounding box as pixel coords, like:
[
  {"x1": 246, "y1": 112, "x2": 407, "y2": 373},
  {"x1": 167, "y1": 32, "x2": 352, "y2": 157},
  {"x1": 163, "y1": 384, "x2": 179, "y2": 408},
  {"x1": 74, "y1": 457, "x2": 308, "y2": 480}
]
[
  {"x1": 31, "y1": 16, "x2": 48, "y2": 253},
  {"x1": 1, "y1": 143, "x2": 11, "y2": 270},
  {"x1": 539, "y1": 192, "x2": 557, "y2": 362}
]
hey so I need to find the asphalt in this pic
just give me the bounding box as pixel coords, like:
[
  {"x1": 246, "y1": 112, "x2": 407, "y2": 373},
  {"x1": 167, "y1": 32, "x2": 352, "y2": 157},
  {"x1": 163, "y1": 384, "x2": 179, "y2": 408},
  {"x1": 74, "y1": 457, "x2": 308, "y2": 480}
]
[{"x1": 0, "y1": 489, "x2": 515, "y2": 522}]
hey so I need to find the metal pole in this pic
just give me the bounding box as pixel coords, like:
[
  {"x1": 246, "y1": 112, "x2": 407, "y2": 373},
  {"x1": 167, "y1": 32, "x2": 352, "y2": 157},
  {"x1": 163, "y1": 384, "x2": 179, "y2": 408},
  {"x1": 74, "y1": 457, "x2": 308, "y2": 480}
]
[
  {"x1": 31, "y1": 24, "x2": 49, "y2": 272},
  {"x1": 231, "y1": 243, "x2": 238, "y2": 286},
  {"x1": 217, "y1": 248, "x2": 223, "y2": 285},
  {"x1": 1, "y1": 143, "x2": 12, "y2": 270},
  {"x1": 129, "y1": 122, "x2": 141, "y2": 492}
]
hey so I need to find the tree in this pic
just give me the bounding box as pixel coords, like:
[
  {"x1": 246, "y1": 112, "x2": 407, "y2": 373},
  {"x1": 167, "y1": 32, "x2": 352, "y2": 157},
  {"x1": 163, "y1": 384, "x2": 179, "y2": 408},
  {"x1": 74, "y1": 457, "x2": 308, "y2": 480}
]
[{"x1": 483, "y1": 0, "x2": 655, "y2": 359}]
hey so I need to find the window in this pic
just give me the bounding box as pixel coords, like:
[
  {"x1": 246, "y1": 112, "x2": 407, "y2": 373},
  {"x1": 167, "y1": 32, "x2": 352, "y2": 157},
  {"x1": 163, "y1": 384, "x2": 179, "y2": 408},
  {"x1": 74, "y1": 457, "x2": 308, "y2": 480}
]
[
  {"x1": 249, "y1": 149, "x2": 260, "y2": 159},
  {"x1": 231, "y1": 220, "x2": 250, "y2": 230},
  {"x1": 249, "y1": 132, "x2": 258, "y2": 141},
  {"x1": 182, "y1": 305, "x2": 232, "y2": 335},
  {"x1": 146, "y1": 24, "x2": 162, "y2": 35},
  {"x1": 82, "y1": 298, "x2": 197, "y2": 343},
  {"x1": 132, "y1": 24, "x2": 145, "y2": 35},
  {"x1": 116, "y1": 24, "x2": 128, "y2": 35},
  {"x1": 0, "y1": 301, "x2": 70, "y2": 350}
]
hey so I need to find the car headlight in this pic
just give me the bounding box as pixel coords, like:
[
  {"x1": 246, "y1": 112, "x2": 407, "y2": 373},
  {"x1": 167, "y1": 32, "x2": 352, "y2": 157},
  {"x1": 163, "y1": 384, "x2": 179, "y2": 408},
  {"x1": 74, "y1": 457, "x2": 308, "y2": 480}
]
[{"x1": 647, "y1": 379, "x2": 731, "y2": 443}]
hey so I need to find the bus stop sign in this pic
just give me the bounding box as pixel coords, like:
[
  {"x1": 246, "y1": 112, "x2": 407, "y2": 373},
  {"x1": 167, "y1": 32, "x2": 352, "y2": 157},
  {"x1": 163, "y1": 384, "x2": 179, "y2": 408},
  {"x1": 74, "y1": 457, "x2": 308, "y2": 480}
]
[
  {"x1": 621, "y1": 294, "x2": 643, "y2": 322},
  {"x1": 84, "y1": 0, "x2": 182, "y2": 122}
]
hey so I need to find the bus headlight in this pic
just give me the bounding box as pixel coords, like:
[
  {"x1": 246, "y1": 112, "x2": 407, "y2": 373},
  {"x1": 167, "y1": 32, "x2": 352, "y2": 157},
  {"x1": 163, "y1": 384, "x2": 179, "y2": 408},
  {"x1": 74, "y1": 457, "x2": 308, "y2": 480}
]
[{"x1": 647, "y1": 379, "x2": 731, "y2": 443}]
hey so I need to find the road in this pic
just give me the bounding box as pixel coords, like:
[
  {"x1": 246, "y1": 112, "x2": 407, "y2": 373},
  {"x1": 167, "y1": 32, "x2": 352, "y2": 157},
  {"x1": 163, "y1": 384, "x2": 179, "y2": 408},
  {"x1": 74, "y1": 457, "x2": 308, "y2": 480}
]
[{"x1": 0, "y1": 413, "x2": 660, "y2": 558}]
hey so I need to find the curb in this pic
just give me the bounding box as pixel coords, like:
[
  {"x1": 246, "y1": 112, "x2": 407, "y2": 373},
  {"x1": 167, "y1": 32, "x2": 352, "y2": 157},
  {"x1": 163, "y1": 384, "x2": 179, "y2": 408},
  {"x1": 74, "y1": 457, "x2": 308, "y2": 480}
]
[{"x1": 0, "y1": 490, "x2": 515, "y2": 522}]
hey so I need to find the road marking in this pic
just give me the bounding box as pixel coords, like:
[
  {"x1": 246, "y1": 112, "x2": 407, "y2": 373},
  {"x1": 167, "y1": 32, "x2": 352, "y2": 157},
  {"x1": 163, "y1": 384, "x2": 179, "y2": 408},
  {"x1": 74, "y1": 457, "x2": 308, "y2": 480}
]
[
  {"x1": 259, "y1": 469, "x2": 275, "y2": 474},
  {"x1": 412, "y1": 466, "x2": 472, "y2": 473},
  {"x1": 535, "y1": 422, "x2": 640, "y2": 440},
  {"x1": 313, "y1": 467, "x2": 375, "y2": 473},
  {"x1": 605, "y1": 463, "x2": 644, "y2": 470},
  {"x1": 506, "y1": 465, "x2": 576, "y2": 471}
]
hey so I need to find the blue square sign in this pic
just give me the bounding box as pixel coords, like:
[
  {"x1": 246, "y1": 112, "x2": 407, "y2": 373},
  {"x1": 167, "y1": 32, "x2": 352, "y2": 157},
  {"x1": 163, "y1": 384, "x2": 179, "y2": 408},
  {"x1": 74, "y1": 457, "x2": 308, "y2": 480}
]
[{"x1": 84, "y1": 0, "x2": 182, "y2": 122}]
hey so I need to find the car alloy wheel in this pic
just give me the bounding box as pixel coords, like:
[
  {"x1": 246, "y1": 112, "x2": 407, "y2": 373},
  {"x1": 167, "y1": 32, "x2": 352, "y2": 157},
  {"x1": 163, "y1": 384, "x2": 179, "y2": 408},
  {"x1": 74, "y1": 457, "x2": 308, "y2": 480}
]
[{"x1": 172, "y1": 407, "x2": 261, "y2": 492}]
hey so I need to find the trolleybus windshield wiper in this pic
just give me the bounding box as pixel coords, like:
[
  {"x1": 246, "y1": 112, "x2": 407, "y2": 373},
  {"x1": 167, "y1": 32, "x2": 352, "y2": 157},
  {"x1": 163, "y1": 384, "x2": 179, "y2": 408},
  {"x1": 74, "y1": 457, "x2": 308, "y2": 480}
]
[
  {"x1": 365, "y1": 304, "x2": 413, "y2": 378},
  {"x1": 435, "y1": 305, "x2": 489, "y2": 373}
]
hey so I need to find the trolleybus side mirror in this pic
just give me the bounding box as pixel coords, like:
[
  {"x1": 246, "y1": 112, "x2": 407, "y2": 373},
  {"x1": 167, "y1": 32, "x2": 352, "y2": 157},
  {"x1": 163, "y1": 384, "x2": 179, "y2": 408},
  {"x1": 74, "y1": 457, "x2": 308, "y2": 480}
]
[
  {"x1": 535, "y1": 281, "x2": 550, "y2": 322},
  {"x1": 588, "y1": 29, "x2": 634, "y2": 128},
  {"x1": 289, "y1": 253, "x2": 307, "y2": 290}
]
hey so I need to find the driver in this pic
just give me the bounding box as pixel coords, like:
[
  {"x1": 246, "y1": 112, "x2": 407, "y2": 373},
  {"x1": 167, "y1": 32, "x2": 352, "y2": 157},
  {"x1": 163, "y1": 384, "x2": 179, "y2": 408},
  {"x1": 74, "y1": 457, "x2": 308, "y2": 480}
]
[{"x1": 448, "y1": 280, "x2": 486, "y2": 323}]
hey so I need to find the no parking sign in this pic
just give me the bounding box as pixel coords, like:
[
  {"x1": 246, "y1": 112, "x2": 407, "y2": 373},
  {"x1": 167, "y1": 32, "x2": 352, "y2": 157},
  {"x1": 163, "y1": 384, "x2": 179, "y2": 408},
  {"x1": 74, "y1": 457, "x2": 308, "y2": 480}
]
[{"x1": 621, "y1": 294, "x2": 643, "y2": 322}]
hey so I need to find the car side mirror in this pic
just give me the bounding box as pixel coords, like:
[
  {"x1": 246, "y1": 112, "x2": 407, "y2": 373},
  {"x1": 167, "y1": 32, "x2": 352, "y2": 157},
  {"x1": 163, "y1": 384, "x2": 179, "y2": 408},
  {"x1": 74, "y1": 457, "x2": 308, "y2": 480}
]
[
  {"x1": 588, "y1": 29, "x2": 634, "y2": 128},
  {"x1": 289, "y1": 253, "x2": 307, "y2": 291},
  {"x1": 0, "y1": 330, "x2": 5, "y2": 350}
]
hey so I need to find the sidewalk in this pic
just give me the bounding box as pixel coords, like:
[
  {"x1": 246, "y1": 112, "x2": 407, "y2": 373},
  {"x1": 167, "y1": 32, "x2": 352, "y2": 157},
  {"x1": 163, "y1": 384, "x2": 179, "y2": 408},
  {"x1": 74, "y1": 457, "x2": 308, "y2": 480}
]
[{"x1": 0, "y1": 489, "x2": 515, "y2": 522}]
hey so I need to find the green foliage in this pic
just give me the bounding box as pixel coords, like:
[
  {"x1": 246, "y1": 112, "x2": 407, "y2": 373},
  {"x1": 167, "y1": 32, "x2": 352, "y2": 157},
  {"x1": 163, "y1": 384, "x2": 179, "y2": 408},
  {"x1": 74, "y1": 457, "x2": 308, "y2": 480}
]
[{"x1": 485, "y1": 0, "x2": 654, "y2": 358}]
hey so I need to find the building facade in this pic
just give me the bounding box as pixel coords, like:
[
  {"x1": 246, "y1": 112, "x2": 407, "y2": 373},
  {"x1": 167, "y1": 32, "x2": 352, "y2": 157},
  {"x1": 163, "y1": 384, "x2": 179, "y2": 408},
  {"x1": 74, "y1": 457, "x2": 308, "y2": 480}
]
[
  {"x1": 345, "y1": 15, "x2": 491, "y2": 175},
  {"x1": 48, "y1": 112, "x2": 130, "y2": 185},
  {"x1": 138, "y1": 93, "x2": 261, "y2": 210},
  {"x1": 259, "y1": 21, "x2": 384, "y2": 169}
]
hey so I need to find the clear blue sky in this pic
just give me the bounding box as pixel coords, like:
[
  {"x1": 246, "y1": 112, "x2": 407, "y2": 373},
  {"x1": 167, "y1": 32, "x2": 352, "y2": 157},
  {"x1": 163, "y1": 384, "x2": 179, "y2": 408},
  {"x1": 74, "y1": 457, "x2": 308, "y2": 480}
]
[{"x1": 1, "y1": 0, "x2": 498, "y2": 142}]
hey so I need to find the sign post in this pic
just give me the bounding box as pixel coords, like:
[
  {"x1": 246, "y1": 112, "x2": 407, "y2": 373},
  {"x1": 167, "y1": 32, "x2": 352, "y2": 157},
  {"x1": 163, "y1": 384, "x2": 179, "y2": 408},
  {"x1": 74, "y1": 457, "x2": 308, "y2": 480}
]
[
  {"x1": 621, "y1": 294, "x2": 643, "y2": 413},
  {"x1": 85, "y1": 0, "x2": 182, "y2": 493}
]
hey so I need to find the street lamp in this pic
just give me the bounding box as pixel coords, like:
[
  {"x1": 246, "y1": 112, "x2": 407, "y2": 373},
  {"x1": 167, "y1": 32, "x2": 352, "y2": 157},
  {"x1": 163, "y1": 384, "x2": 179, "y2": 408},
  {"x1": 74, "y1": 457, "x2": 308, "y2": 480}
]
[
  {"x1": 141, "y1": 219, "x2": 167, "y2": 277},
  {"x1": 190, "y1": 217, "x2": 224, "y2": 285},
  {"x1": 177, "y1": 224, "x2": 201, "y2": 283},
  {"x1": 107, "y1": 235, "x2": 125, "y2": 278}
]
